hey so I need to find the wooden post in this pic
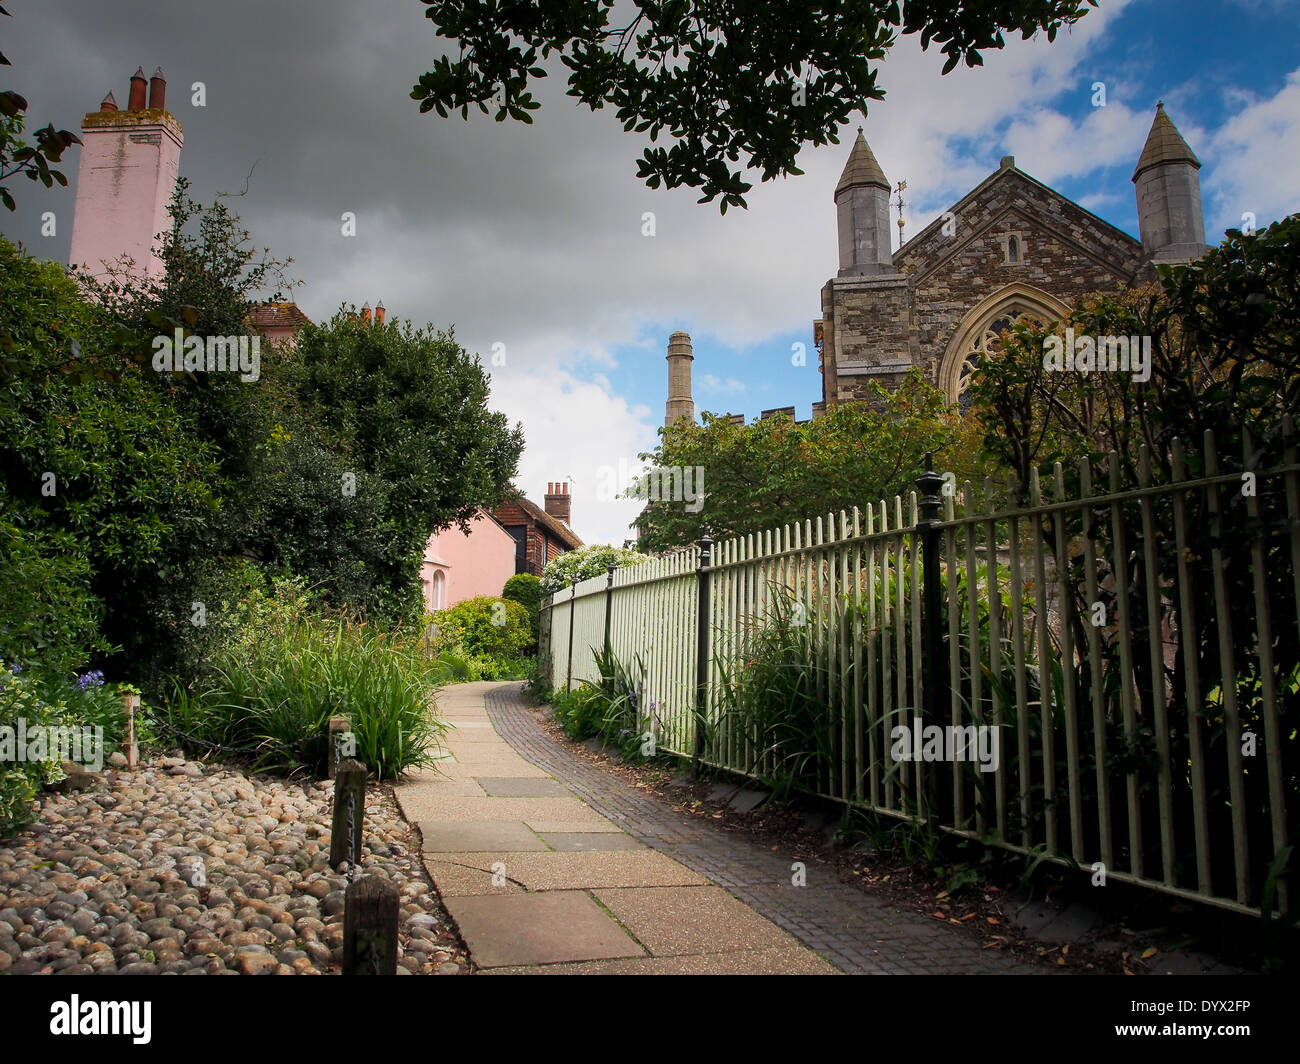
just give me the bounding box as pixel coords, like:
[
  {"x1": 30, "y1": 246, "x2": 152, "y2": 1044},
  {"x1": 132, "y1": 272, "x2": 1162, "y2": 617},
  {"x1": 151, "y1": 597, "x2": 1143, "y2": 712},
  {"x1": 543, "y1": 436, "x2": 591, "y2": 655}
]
[
  {"x1": 330, "y1": 758, "x2": 367, "y2": 869},
  {"x1": 327, "y1": 715, "x2": 352, "y2": 779},
  {"x1": 343, "y1": 876, "x2": 399, "y2": 975},
  {"x1": 119, "y1": 692, "x2": 139, "y2": 769}
]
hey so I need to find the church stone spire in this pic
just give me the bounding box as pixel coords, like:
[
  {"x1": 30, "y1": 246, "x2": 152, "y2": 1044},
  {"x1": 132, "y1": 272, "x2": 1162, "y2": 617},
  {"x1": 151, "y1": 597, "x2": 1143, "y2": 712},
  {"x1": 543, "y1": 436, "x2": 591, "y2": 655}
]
[
  {"x1": 1132, "y1": 102, "x2": 1208, "y2": 263},
  {"x1": 835, "y1": 128, "x2": 894, "y2": 277}
]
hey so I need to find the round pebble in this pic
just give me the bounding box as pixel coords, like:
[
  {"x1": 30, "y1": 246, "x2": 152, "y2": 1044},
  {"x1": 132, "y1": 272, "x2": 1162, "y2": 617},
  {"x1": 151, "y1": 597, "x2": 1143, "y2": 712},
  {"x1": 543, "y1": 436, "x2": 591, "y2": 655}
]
[{"x1": 0, "y1": 755, "x2": 469, "y2": 976}]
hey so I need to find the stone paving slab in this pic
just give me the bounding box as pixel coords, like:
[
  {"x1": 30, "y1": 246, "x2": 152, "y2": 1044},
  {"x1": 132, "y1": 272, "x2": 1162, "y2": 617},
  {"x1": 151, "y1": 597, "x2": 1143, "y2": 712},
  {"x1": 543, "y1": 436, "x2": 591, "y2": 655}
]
[
  {"x1": 395, "y1": 773, "x2": 486, "y2": 797},
  {"x1": 593, "y1": 886, "x2": 803, "y2": 956},
  {"x1": 445, "y1": 891, "x2": 646, "y2": 968},
  {"x1": 445, "y1": 729, "x2": 508, "y2": 743},
  {"x1": 424, "y1": 859, "x2": 523, "y2": 897},
  {"x1": 399, "y1": 795, "x2": 613, "y2": 824},
  {"x1": 485, "y1": 683, "x2": 1038, "y2": 975},
  {"x1": 525, "y1": 819, "x2": 622, "y2": 834},
  {"x1": 435, "y1": 850, "x2": 711, "y2": 891},
  {"x1": 402, "y1": 681, "x2": 899, "y2": 974},
  {"x1": 438, "y1": 756, "x2": 552, "y2": 778},
  {"x1": 484, "y1": 947, "x2": 839, "y2": 975},
  {"x1": 476, "y1": 777, "x2": 571, "y2": 797},
  {"x1": 418, "y1": 820, "x2": 549, "y2": 853},
  {"x1": 538, "y1": 832, "x2": 643, "y2": 852}
]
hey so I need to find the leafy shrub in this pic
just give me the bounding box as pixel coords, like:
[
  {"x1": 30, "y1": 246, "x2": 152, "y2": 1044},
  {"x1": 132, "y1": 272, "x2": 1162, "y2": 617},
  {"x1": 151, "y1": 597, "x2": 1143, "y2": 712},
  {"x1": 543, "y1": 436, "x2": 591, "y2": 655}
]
[
  {"x1": 53, "y1": 670, "x2": 129, "y2": 751},
  {"x1": 0, "y1": 665, "x2": 74, "y2": 836},
  {"x1": 551, "y1": 684, "x2": 609, "y2": 742},
  {"x1": 282, "y1": 311, "x2": 524, "y2": 623},
  {"x1": 466, "y1": 654, "x2": 532, "y2": 681},
  {"x1": 0, "y1": 237, "x2": 227, "y2": 681},
  {"x1": 428, "y1": 596, "x2": 531, "y2": 665},
  {"x1": 432, "y1": 649, "x2": 475, "y2": 683},
  {"x1": 540, "y1": 545, "x2": 649, "y2": 594},
  {"x1": 428, "y1": 648, "x2": 531, "y2": 683},
  {"x1": 0, "y1": 515, "x2": 113, "y2": 677},
  {"x1": 142, "y1": 557, "x2": 307, "y2": 686},
  {"x1": 502, "y1": 573, "x2": 543, "y2": 644},
  {"x1": 524, "y1": 655, "x2": 552, "y2": 702}
]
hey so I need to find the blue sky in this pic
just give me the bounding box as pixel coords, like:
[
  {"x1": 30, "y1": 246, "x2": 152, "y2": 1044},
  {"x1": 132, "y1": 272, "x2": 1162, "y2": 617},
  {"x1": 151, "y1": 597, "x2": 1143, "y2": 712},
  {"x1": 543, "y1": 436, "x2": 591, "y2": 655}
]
[
  {"x1": 2, "y1": 0, "x2": 1297, "y2": 545},
  {"x1": 608, "y1": 0, "x2": 1300, "y2": 435}
]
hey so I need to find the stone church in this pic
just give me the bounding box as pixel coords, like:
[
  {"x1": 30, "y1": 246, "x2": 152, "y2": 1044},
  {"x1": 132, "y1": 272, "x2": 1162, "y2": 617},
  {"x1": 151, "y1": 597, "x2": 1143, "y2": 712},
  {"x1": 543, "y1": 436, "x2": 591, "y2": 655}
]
[{"x1": 665, "y1": 103, "x2": 1210, "y2": 424}]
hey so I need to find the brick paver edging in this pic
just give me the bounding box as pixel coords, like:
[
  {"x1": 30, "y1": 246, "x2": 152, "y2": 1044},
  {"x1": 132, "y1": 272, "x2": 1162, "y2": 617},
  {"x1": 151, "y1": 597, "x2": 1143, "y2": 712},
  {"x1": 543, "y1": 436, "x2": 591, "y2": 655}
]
[{"x1": 485, "y1": 684, "x2": 1036, "y2": 975}]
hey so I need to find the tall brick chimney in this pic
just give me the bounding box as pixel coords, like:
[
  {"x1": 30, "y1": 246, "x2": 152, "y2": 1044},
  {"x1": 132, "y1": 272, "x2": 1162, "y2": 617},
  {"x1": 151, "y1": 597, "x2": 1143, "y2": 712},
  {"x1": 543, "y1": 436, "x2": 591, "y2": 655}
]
[
  {"x1": 68, "y1": 66, "x2": 184, "y2": 284},
  {"x1": 544, "y1": 481, "x2": 572, "y2": 525},
  {"x1": 665, "y1": 330, "x2": 695, "y2": 427}
]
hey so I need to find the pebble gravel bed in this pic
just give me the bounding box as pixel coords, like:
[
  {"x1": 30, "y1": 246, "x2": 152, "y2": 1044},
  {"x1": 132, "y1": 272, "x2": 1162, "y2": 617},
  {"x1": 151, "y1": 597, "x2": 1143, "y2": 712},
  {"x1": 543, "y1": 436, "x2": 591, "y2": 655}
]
[{"x1": 0, "y1": 753, "x2": 471, "y2": 975}]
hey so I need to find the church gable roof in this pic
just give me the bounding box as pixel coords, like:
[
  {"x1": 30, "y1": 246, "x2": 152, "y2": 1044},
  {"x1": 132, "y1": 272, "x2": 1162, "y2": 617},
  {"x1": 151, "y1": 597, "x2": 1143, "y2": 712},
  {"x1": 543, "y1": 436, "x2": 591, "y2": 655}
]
[{"x1": 893, "y1": 161, "x2": 1143, "y2": 286}]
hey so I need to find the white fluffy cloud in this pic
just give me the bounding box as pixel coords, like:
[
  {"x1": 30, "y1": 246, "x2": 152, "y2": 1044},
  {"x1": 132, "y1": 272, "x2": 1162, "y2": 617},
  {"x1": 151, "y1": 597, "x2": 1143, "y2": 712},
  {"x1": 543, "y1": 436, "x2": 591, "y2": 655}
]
[
  {"x1": 486, "y1": 366, "x2": 658, "y2": 548},
  {"x1": 1204, "y1": 67, "x2": 1300, "y2": 235}
]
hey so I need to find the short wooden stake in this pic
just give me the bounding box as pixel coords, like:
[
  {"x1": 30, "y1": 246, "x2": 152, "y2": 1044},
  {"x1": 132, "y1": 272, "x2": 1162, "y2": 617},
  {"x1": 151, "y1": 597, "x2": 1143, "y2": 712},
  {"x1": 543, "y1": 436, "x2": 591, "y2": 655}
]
[
  {"x1": 343, "y1": 876, "x2": 399, "y2": 975},
  {"x1": 327, "y1": 715, "x2": 352, "y2": 779},
  {"x1": 119, "y1": 692, "x2": 139, "y2": 769},
  {"x1": 329, "y1": 758, "x2": 367, "y2": 869}
]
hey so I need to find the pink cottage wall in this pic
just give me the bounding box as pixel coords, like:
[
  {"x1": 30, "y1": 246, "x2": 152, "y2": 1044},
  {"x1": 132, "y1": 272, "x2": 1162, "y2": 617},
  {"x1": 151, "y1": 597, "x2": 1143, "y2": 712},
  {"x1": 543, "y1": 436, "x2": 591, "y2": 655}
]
[{"x1": 420, "y1": 509, "x2": 516, "y2": 612}]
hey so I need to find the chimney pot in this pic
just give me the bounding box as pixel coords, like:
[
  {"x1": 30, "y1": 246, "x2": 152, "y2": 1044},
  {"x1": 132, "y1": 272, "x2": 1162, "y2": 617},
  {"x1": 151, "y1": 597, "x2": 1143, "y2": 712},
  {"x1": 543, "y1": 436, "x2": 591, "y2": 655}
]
[
  {"x1": 128, "y1": 67, "x2": 148, "y2": 111},
  {"x1": 361, "y1": 303, "x2": 372, "y2": 325},
  {"x1": 99, "y1": 90, "x2": 119, "y2": 112},
  {"x1": 375, "y1": 300, "x2": 385, "y2": 325},
  {"x1": 148, "y1": 67, "x2": 166, "y2": 110},
  {"x1": 544, "y1": 480, "x2": 572, "y2": 523}
]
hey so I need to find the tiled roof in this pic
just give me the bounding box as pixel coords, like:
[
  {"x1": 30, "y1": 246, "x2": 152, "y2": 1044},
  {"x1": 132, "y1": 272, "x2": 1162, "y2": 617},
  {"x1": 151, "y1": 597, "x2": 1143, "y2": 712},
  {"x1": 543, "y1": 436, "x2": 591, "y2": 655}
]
[
  {"x1": 247, "y1": 302, "x2": 313, "y2": 330},
  {"x1": 507, "y1": 495, "x2": 584, "y2": 550}
]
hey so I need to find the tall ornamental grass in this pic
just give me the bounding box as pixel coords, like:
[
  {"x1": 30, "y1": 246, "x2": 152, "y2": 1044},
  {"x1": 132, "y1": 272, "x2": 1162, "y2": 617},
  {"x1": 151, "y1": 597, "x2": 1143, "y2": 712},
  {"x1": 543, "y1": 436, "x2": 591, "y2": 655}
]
[{"x1": 165, "y1": 618, "x2": 446, "y2": 779}]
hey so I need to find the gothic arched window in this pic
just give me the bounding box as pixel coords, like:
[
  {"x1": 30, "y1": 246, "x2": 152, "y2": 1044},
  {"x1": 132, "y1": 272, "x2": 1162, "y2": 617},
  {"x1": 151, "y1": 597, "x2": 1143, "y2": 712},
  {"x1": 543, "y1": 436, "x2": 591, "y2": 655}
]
[
  {"x1": 956, "y1": 310, "x2": 1025, "y2": 411},
  {"x1": 939, "y1": 284, "x2": 1071, "y2": 406},
  {"x1": 1007, "y1": 236, "x2": 1019, "y2": 262}
]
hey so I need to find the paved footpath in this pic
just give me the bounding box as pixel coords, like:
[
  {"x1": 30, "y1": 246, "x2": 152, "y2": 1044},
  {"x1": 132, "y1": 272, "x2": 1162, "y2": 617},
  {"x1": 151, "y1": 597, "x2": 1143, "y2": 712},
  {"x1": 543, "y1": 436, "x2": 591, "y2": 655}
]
[{"x1": 394, "y1": 681, "x2": 1033, "y2": 974}]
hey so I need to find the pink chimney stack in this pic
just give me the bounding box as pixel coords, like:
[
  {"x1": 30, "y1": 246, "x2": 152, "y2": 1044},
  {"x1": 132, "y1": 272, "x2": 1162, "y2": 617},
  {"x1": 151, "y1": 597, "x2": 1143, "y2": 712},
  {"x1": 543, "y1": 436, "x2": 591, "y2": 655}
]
[{"x1": 67, "y1": 66, "x2": 183, "y2": 284}]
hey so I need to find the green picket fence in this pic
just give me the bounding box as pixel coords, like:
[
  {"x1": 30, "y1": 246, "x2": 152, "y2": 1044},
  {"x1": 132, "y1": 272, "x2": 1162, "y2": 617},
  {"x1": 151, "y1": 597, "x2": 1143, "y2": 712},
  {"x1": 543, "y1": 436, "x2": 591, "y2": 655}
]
[{"x1": 541, "y1": 428, "x2": 1298, "y2": 915}]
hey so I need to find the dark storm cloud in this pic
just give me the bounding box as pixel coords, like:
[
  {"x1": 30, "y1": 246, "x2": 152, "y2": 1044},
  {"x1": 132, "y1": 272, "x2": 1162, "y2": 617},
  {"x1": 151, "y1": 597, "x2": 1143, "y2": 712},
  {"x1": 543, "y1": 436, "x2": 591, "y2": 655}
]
[{"x1": 4, "y1": 0, "x2": 794, "y2": 368}]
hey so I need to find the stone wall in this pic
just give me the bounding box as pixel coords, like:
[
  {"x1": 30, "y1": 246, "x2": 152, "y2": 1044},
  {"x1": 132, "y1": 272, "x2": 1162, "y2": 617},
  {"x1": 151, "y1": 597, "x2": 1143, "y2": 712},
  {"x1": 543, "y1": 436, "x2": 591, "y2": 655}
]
[{"x1": 819, "y1": 165, "x2": 1147, "y2": 408}]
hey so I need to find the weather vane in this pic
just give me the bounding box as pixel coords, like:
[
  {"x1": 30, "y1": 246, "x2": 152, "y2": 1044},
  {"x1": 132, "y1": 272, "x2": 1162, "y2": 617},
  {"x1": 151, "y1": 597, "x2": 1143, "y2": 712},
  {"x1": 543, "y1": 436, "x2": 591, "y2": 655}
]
[{"x1": 893, "y1": 179, "x2": 908, "y2": 248}]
